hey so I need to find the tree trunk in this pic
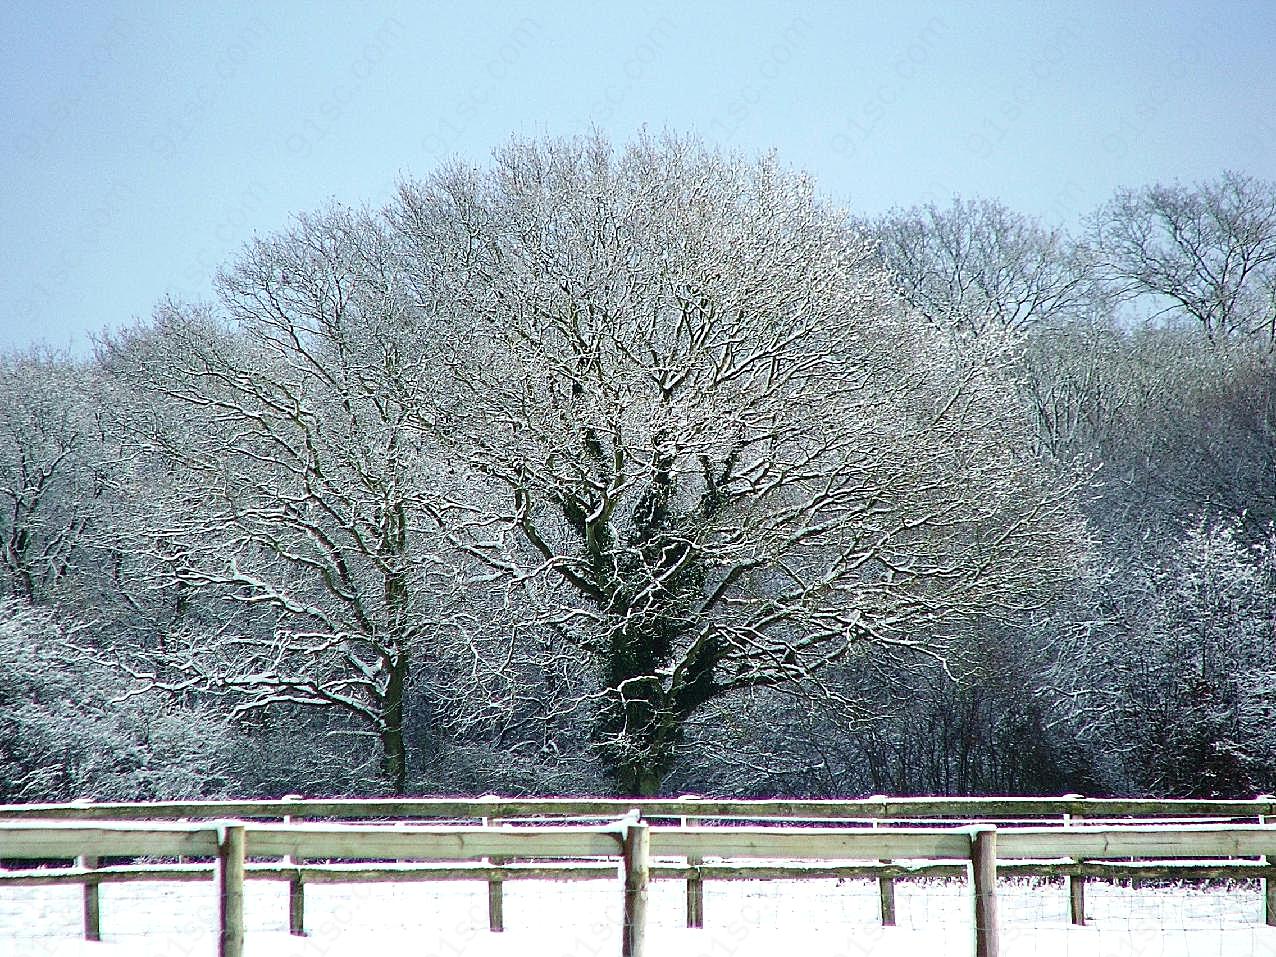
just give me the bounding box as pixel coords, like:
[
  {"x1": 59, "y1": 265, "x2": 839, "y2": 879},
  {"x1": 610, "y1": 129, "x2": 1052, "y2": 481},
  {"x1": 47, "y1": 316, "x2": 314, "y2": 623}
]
[
  {"x1": 599, "y1": 628, "x2": 717, "y2": 798},
  {"x1": 380, "y1": 511, "x2": 411, "y2": 795},
  {"x1": 613, "y1": 759, "x2": 667, "y2": 798},
  {"x1": 604, "y1": 697, "x2": 680, "y2": 797},
  {"x1": 380, "y1": 647, "x2": 409, "y2": 794},
  {"x1": 380, "y1": 726, "x2": 407, "y2": 794}
]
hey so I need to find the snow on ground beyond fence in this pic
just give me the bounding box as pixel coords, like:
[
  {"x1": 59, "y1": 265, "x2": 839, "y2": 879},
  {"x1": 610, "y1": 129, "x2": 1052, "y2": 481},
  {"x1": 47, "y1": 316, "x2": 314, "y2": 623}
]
[{"x1": 4, "y1": 877, "x2": 1276, "y2": 957}]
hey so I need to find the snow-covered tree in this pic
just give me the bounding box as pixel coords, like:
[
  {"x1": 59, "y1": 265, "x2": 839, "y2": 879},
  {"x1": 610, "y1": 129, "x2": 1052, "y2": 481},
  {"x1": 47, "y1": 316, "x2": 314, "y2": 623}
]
[
  {"x1": 1091, "y1": 171, "x2": 1276, "y2": 343},
  {"x1": 395, "y1": 135, "x2": 1090, "y2": 794},
  {"x1": 1107, "y1": 520, "x2": 1276, "y2": 796},
  {"x1": 0, "y1": 598, "x2": 234, "y2": 800},
  {"x1": 869, "y1": 198, "x2": 1098, "y2": 338},
  {"x1": 0, "y1": 351, "x2": 105, "y2": 602},
  {"x1": 99, "y1": 208, "x2": 466, "y2": 793},
  {"x1": 1065, "y1": 519, "x2": 1276, "y2": 797}
]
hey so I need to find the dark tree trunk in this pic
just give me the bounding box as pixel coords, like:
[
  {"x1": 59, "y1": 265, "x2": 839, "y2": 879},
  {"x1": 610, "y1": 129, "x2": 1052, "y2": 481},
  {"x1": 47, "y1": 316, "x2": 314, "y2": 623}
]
[
  {"x1": 379, "y1": 502, "x2": 411, "y2": 795},
  {"x1": 599, "y1": 678, "x2": 688, "y2": 797},
  {"x1": 380, "y1": 649, "x2": 409, "y2": 794},
  {"x1": 598, "y1": 619, "x2": 722, "y2": 797},
  {"x1": 613, "y1": 760, "x2": 668, "y2": 798}
]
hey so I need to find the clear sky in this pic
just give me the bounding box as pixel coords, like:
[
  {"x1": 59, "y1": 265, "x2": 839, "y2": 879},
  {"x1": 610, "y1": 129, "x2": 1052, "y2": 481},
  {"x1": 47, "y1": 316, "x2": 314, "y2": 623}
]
[{"x1": 3, "y1": 0, "x2": 1274, "y2": 353}]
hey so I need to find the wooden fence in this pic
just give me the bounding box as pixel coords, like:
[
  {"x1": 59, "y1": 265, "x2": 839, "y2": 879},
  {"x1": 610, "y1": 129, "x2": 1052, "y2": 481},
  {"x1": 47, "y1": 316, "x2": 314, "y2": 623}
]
[
  {"x1": 1, "y1": 798, "x2": 1275, "y2": 957},
  {"x1": 4, "y1": 793, "x2": 1275, "y2": 823}
]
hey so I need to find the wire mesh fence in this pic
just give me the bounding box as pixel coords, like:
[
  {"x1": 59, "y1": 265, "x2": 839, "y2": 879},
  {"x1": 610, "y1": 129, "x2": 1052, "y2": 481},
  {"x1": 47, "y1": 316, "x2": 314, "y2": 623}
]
[
  {"x1": 3, "y1": 818, "x2": 1276, "y2": 957},
  {"x1": 10, "y1": 874, "x2": 1276, "y2": 956}
]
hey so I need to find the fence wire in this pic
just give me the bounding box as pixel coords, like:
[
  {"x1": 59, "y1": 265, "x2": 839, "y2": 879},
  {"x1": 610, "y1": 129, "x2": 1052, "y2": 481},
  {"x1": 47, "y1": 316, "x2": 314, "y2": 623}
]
[{"x1": 3, "y1": 873, "x2": 1275, "y2": 956}]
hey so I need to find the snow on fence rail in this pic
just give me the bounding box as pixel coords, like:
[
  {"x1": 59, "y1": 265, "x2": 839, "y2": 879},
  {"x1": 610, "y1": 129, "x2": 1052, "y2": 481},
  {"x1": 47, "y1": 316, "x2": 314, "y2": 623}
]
[
  {"x1": 3, "y1": 793, "x2": 1276, "y2": 822},
  {"x1": 2, "y1": 811, "x2": 1276, "y2": 957}
]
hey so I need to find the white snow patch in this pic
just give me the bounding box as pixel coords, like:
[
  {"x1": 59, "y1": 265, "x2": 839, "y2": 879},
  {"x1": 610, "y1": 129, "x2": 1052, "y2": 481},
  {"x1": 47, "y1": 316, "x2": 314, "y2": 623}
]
[{"x1": 3, "y1": 877, "x2": 1276, "y2": 956}]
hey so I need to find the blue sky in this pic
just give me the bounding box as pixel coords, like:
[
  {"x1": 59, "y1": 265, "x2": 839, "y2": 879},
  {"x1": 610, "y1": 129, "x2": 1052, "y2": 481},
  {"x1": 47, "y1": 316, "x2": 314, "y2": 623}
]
[{"x1": 3, "y1": 0, "x2": 1275, "y2": 352}]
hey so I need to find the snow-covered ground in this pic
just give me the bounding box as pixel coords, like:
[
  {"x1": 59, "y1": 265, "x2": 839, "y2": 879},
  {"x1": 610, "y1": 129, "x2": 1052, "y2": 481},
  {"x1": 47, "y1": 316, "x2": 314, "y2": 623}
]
[{"x1": 4, "y1": 876, "x2": 1276, "y2": 957}]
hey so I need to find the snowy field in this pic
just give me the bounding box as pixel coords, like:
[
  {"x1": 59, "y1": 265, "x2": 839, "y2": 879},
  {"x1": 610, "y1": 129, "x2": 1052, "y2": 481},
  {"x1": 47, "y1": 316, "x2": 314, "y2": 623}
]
[{"x1": 4, "y1": 876, "x2": 1276, "y2": 957}]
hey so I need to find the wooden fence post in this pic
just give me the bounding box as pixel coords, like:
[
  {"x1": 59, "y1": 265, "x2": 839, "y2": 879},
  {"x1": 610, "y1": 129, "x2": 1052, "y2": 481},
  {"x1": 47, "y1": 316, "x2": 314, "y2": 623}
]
[
  {"x1": 1062, "y1": 795, "x2": 1085, "y2": 926},
  {"x1": 870, "y1": 816, "x2": 895, "y2": 926},
  {"x1": 288, "y1": 872, "x2": 306, "y2": 937},
  {"x1": 78, "y1": 854, "x2": 100, "y2": 941},
  {"x1": 969, "y1": 825, "x2": 999, "y2": 957},
  {"x1": 680, "y1": 795, "x2": 704, "y2": 928},
  {"x1": 217, "y1": 824, "x2": 246, "y2": 957},
  {"x1": 1259, "y1": 795, "x2": 1275, "y2": 927},
  {"x1": 685, "y1": 859, "x2": 704, "y2": 928},
  {"x1": 281, "y1": 794, "x2": 305, "y2": 936},
  {"x1": 488, "y1": 867, "x2": 505, "y2": 933},
  {"x1": 1068, "y1": 870, "x2": 1085, "y2": 927},
  {"x1": 482, "y1": 815, "x2": 505, "y2": 933},
  {"x1": 1265, "y1": 855, "x2": 1276, "y2": 927},
  {"x1": 621, "y1": 811, "x2": 650, "y2": 957},
  {"x1": 877, "y1": 870, "x2": 896, "y2": 926}
]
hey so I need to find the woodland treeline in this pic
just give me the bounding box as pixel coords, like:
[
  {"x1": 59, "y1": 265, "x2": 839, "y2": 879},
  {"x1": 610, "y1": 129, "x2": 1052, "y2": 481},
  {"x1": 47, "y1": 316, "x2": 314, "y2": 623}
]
[{"x1": 2, "y1": 135, "x2": 1274, "y2": 800}]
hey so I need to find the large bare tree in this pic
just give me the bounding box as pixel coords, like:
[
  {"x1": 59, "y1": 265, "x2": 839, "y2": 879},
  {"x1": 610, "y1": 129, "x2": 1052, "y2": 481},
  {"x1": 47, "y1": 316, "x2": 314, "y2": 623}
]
[
  {"x1": 396, "y1": 136, "x2": 1088, "y2": 794},
  {"x1": 1091, "y1": 171, "x2": 1276, "y2": 343},
  {"x1": 0, "y1": 351, "x2": 104, "y2": 603},
  {"x1": 869, "y1": 198, "x2": 1098, "y2": 338},
  {"x1": 100, "y1": 208, "x2": 462, "y2": 793}
]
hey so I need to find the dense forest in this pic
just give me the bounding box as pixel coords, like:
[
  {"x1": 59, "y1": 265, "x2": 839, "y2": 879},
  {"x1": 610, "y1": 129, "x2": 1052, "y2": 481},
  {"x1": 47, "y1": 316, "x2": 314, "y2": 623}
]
[{"x1": 2, "y1": 135, "x2": 1274, "y2": 801}]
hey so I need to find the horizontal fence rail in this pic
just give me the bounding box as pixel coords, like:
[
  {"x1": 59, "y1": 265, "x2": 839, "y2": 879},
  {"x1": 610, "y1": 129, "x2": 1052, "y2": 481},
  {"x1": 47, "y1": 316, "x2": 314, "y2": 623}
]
[
  {"x1": 246, "y1": 822, "x2": 629, "y2": 861},
  {"x1": 3, "y1": 794, "x2": 1275, "y2": 823},
  {"x1": 996, "y1": 823, "x2": 1276, "y2": 859},
  {"x1": 2, "y1": 803, "x2": 1275, "y2": 956},
  {"x1": 648, "y1": 825, "x2": 977, "y2": 859}
]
